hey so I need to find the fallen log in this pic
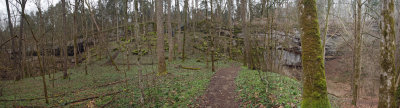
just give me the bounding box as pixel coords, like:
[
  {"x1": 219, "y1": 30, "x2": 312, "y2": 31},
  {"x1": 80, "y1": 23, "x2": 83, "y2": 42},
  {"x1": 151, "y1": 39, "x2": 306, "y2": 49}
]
[
  {"x1": 61, "y1": 90, "x2": 123, "y2": 106},
  {"x1": 178, "y1": 65, "x2": 201, "y2": 70},
  {"x1": 115, "y1": 63, "x2": 154, "y2": 65}
]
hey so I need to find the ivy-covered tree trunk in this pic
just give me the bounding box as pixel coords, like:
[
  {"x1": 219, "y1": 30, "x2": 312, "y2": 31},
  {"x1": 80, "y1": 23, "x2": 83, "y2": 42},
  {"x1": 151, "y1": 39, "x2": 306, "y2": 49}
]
[
  {"x1": 298, "y1": 0, "x2": 331, "y2": 107},
  {"x1": 156, "y1": 0, "x2": 167, "y2": 75},
  {"x1": 378, "y1": 0, "x2": 397, "y2": 107},
  {"x1": 352, "y1": 0, "x2": 362, "y2": 106}
]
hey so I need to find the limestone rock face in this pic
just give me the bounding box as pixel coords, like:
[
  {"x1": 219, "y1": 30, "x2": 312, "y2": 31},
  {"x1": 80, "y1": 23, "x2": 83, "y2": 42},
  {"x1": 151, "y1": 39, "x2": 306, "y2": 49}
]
[{"x1": 236, "y1": 29, "x2": 345, "y2": 67}]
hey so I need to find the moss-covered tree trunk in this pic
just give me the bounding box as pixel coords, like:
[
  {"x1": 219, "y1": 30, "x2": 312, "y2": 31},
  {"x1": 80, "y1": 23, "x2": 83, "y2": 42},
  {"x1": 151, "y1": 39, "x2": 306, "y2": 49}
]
[
  {"x1": 156, "y1": 0, "x2": 167, "y2": 75},
  {"x1": 298, "y1": 0, "x2": 331, "y2": 107},
  {"x1": 378, "y1": 0, "x2": 397, "y2": 107},
  {"x1": 352, "y1": 0, "x2": 362, "y2": 106}
]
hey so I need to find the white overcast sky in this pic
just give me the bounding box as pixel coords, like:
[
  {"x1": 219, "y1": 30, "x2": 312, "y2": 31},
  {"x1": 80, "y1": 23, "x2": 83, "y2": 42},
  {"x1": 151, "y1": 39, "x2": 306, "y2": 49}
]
[
  {"x1": 0, "y1": 0, "x2": 284, "y2": 30},
  {"x1": 0, "y1": 0, "x2": 220, "y2": 29},
  {"x1": 0, "y1": 0, "x2": 250, "y2": 18},
  {"x1": 0, "y1": 0, "x2": 59, "y2": 18}
]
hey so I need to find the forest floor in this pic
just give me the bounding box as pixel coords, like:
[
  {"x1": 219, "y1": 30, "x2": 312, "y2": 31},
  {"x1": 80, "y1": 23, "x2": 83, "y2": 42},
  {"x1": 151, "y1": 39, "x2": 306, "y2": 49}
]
[
  {"x1": 324, "y1": 55, "x2": 379, "y2": 108},
  {"x1": 0, "y1": 41, "x2": 304, "y2": 107},
  {"x1": 199, "y1": 64, "x2": 240, "y2": 107},
  {"x1": 0, "y1": 50, "x2": 234, "y2": 107}
]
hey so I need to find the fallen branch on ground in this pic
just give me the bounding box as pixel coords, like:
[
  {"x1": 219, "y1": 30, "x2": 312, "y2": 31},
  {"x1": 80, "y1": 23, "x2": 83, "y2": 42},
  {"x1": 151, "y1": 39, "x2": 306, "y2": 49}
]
[
  {"x1": 100, "y1": 95, "x2": 118, "y2": 108},
  {"x1": 0, "y1": 79, "x2": 128, "y2": 102}
]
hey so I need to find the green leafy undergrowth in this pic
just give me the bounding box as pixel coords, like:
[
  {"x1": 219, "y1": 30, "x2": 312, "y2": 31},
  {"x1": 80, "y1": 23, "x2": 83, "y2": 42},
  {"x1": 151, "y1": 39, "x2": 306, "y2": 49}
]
[
  {"x1": 0, "y1": 53, "x2": 230, "y2": 107},
  {"x1": 236, "y1": 67, "x2": 301, "y2": 108}
]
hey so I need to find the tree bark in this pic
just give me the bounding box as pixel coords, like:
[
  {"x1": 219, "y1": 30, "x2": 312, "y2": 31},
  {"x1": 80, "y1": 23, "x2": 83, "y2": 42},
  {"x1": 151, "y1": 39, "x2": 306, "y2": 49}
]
[
  {"x1": 298, "y1": 0, "x2": 331, "y2": 107},
  {"x1": 167, "y1": 0, "x2": 174, "y2": 62},
  {"x1": 156, "y1": 0, "x2": 167, "y2": 75},
  {"x1": 61, "y1": 0, "x2": 69, "y2": 79},
  {"x1": 352, "y1": 0, "x2": 362, "y2": 106},
  {"x1": 5, "y1": 0, "x2": 17, "y2": 77},
  {"x1": 73, "y1": 0, "x2": 80, "y2": 67},
  {"x1": 241, "y1": 0, "x2": 252, "y2": 68},
  {"x1": 378, "y1": 0, "x2": 397, "y2": 107},
  {"x1": 176, "y1": 0, "x2": 182, "y2": 58},
  {"x1": 36, "y1": 2, "x2": 49, "y2": 103},
  {"x1": 182, "y1": 0, "x2": 189, "y2": 61},
  {"x1": 19, "y1": 0, "x2": 27, "y2": 80},
  {"x1": 227, "y1": 0, "x2": 233, "y2": 59}
]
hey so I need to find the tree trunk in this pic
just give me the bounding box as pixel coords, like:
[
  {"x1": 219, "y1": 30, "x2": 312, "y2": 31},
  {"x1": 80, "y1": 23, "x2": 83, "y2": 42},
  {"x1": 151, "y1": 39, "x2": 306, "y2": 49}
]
[
  {"x1": 322, "y1": 0, "x2": 332, "y2": 60},
  {"x1": 73, "y1": 0, "x2": 79, "y2": 67},
  {"x1": 298, "y1": 0, "x2": 331, "y2": 107},
  {"x1": 19, "y1": 0, "x2": 27, "y2": 80},
  {"x1": 352, "y1": 0, "x2": 362, "y2": 106},
  {"x1": 61, "y1": 0, "x2": 68, "y2": 79},
  {"x1": 182, "y1": 0, "x2": 189, "y2": 61},
  {"x1": 176, "y1": 0, "x2": 182, "y2": 58},
  {"x1": 241, "y1": 0, "x2": 251, "y2": 68},
  {"x1": 167, "y1": 0, "x2": 174, "y2": 62},
  {"x1": 227, "y1": 0, "x2": 233, "y2": 59},
  {"x1": 23, "y1": 3, "x2": 48, "y2": 103},
  {"x1": 156, "y1": 0, "x2": 167, "y2": 75},
  {"x1": 36, "y1": 3, "x2": 49, "y2": 103},
  {"x1": 378, "y1": 0, "x2": 397, "y2": 107},
  {"x1": 5, "y1": 0, "x2": 17, "y2": 78}
]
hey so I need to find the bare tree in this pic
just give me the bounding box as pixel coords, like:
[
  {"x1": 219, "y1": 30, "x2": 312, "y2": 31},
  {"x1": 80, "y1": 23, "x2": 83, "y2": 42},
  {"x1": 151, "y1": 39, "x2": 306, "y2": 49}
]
[
  {"x1": 352, "y1": 0, "x2": 362, "y2": 106},
  {"x1": 227, "y1": 0, "x2": 233, "y2": 58},
  {"x1": 176, "y1": 0, "x2": 182, "y2": 57},
  {"x1": 5, "y1": 0, "x2": 16, "y2": 77},
  {"x1": 34, "y1": 0, "x2": 49, "y2": 103},
  {"x1": 61, "y1": 0, "x2": 68, "y2": 79},
  {"x1": 156, "y1": 0, "x2": 166, "y2": 75},
  {"x1": 73, "y1": 0, "x2": 80, "y2": 66},
  {"x1": 167, "y1": 0, "x2": 174, "y2": 62},
  {"x1": 17, "y1": 0, "x2": 27, "y2": 80},
  {"x1": 241, "y1": 0, "x2": 252, "y2": 68},
  {"x1": 182, "y1": 0, "x2": 189, "y2": 61}
]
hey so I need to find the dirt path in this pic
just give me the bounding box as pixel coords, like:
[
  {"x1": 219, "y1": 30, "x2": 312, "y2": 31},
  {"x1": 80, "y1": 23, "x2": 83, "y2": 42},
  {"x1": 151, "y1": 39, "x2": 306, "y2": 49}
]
[{"x1": 200, "y1": 65, "x2": 240, "y2": 108}]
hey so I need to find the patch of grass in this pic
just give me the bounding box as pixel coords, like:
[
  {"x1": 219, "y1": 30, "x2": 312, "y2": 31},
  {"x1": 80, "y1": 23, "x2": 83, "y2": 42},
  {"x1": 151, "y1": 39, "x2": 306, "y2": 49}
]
[
  {"x1": 236, "y1": 67, "x2": 301, "y2": 108},
  {"x1": 0, "y1": 51, "x2": 230, "y2": 107}
]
